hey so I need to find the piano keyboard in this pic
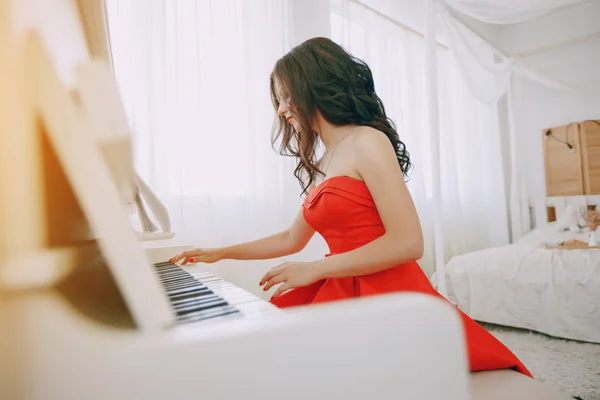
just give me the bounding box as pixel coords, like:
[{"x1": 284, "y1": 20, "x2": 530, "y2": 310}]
[{"x1": 153, "y1": 261, "x2": 280, "y2": 325}]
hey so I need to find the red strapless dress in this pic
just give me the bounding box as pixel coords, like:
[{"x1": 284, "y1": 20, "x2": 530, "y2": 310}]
[{"x1": 270, "y1": 176, "x2": 531, "y2": 377}]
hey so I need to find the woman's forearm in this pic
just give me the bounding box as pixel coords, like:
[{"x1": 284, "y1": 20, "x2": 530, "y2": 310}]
[
  {"x1": 221, "y1": 230, "x2": 299, "y2": 260},
  {"x1": 314, "y1": 233, "x2": 423, "y2": 279}
]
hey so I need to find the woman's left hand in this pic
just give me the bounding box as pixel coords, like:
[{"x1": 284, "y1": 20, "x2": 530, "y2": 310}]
[{"x1": 259, "y1": 261, "x2": 323, "y2": 297}]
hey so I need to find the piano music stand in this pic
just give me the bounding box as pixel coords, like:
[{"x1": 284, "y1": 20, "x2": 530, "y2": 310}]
[{"x1": 24, "y1": 32, "x2": 176, "y2": 331}]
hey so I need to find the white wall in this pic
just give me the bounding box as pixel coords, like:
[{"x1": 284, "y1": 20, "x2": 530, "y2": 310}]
[
  {"x1": 289, "y1": 0, "x2": 331, "y2": 45},
  {"x1": 512, "y1": 77, "x2": 600, "y2": 201}
]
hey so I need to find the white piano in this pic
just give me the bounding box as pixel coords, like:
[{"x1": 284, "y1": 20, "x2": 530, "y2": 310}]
[{"x1": 0, "y1": 1, "x2": 571, "y2": 399}]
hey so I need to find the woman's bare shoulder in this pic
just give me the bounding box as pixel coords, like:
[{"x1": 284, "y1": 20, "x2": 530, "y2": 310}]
[{"x1": 351, "y1": 127, "x2": 395, "y2": 160}]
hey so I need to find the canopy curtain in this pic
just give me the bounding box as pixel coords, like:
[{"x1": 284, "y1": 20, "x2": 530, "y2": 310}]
[
  {"x1": 331, "y1": 0, "x2": 511, "y2": 280},
  {"x1": 442, "y1": 0, "x2": 590, "y2": 24},
  {"x1": 430, "y1": 0, "x2": 595, "y2": 245},
  {"x1": 105, "y1": 0, "x2": 329, "y2": 298}
]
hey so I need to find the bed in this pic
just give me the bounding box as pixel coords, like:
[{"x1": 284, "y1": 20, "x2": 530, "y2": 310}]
[{"x1": 443, "y1": 195, "x2": 600, "y2": 344}]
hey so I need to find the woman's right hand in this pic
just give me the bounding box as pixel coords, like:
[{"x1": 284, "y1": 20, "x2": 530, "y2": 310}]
[{"x1": 169, "y1": 248, "x2": 226, "y2": 265}]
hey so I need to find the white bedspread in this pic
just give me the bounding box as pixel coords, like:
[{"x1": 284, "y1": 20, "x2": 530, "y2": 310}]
[{"x1": 444, "y1": 225, "x2": 600, "y2": 343}]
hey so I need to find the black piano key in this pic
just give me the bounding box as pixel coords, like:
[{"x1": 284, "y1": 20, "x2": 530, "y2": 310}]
[
  {"x1": 157, "y1": 268, "x2": 195, "y2": 275},
  {"x1": 157, "y1": 272, "x2": 196, "y2": 280},
  {"x1": 170, "y1": 293, "x2": 220, "y2": 307},
  {"x1": 165, "y1": 285, "x2": 213, "y2": 298},
  {"x1": 175, "y1": 300, "x2": 229, "y2": 317},
  {"x1": 176, "y1": 305, "x2": 240, "y2": 323},
  {"x1": 170, "y1": 292, "x2": 221, "y2": 306},
  {"x1": 159, "y1": 277, "x2": 199, "y2": 287},
  {"x1": 160, "y1": 277, "x2": 199, "y2": 286},
  {"x1": 173, "y1": 296, "x2": 227, "y2": 313},
  {"x1": 160, "y1": 276, "x2": 202, "y2": 285},
  {"x1": 162, "y1": 280, "x2": 205, "y2": 291},
  {"x1": 153, "y1": 262, "x2": 175, "y2": 268},
  {"x1": 153, "y1": 261, "x2": 241, "y2": 324},
  {"x1": 167, "y1": 286, "x2": 213, "y2": 300},
  {"x1": 157, "y1": 272, "x2": 196, "y2": 282},
  {"x1": 160, "y1": 275, "x2": 203, "y2": 284}
]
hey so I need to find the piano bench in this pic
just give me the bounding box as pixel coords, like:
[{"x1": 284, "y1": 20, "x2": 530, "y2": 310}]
[{"x1": 470, "y1": 370, "x2": 572, "y2": 400}]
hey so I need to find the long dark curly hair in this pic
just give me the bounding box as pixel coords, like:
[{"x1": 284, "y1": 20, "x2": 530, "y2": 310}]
[{"x1": 270, "y1": 37, "x2": 412, "y2": 196}]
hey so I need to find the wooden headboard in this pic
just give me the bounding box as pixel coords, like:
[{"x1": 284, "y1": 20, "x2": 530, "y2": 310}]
[
  {"x1": 529, "y1": 195, "x2": 600, "y2": 228},
  {"x1": 543, "y1": 120, "x2": 600, "y2": 196}
]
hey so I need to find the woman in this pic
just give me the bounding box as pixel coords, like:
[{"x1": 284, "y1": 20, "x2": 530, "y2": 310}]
[{"x1": 171, "y1": 37, "x2": 531, "y2": 377}]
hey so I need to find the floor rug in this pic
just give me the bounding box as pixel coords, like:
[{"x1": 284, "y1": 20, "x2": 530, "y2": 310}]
[{"x1": 482, "y1": 323, "x2": 600, "y2": 400}]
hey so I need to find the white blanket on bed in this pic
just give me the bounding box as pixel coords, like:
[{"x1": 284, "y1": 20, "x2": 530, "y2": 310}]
[{"x1": 444, "y1": 225, "x2": 600, "y2": 343}]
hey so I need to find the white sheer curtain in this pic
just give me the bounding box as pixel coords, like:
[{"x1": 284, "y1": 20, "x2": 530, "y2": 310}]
[
  {"x1": 105, "y1": 0, "x2": 328, "y2": 297},
  {"x1": 331, "y1": 0, "x2": 510, "y2": 276}
]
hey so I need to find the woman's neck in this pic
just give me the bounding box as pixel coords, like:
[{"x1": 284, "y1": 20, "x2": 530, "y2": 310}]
[{"x1": 315, "y1": 115, "x2": 354, "y2": 149}]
